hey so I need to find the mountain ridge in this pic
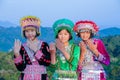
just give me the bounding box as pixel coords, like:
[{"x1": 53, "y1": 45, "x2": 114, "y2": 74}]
[{"x1": 0, "y1": 26, "x2": 120, "y2": 52}]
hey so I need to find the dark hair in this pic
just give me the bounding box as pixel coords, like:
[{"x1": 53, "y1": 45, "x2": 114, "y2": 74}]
[
  {"x1": 56, "y1": 29, "x2": 72, "y2": 40},
  {"x1": 23, "y1": 30, "x2": 40, "y2": 38},
  {"x1": 77, "y1": 30, "x2": 94, "y2": 38}
]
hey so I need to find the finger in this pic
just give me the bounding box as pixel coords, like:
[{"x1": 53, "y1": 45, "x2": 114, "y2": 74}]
[
  {"x1": 46, "y1": 46, "x2": 49, "y2": 52},
  {"x1": 19, "y1": 40, "x2": 21, "y2": 47},
  {"x1": 87, "y1": 40, "x2": 93, "y2": 47},
  {"x1": 49, "y1": 45, "x2": 53, "y2": 50},
  {"x1": 56, "y1": 39, "x2": 62, "y2": 44},
  {"x1": 80, "y1": 42, "x2": 85, "y2": 47},
  {"x1": 50, "y1": 43, "x2": 55, "y2": 46},
  {"x1": 55, "y1": 39, "x2": 59, "y2": 43},
  {"x1": 14, "y1": 39, "x2": 17, "y2": 47},
  {"x1": 17, "y1": 39, "x2": 21, "y2": 47},
  {"x1": 86, "y1": 40, "x2": 91, "y2": 44},
  {"x1": 94, "y1": 42, "x2": 98, "y2": 48},
  {"x1": 81, "y1": 41, "x2": 85, "y2": 45},
  {"x1": 16, "y1": 39, "x2": 19, "y2": 47}
]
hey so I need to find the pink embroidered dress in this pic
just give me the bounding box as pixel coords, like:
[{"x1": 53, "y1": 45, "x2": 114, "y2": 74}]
[
  {"x1": 14, "y1": 41, "x2": 51, "y2": 80},
  {"x1": 77, "y1": 39, "x2": 110, "y2": 80}
]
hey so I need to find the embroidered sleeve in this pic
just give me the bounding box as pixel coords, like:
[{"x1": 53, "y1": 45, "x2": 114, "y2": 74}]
[
  {"x1": 96, "y1": 39, "x2": 110, "y2": 65},
  {"x1": 14, "y1": 46, "x2": 26, "y2": 71},
  {"x1": 97, "y1": 53, "x2": 105, "y2": 61},
  {"x1": 35, "y1": 42, "x2": 51, "y2": 66},
  {"x1": 14, "y1": 55, "x2": 22, "y2": 63}
]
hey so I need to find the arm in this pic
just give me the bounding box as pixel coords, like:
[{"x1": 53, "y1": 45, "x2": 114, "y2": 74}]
[
  {"x1": 95, "y1": 39, "x2": 110, "y2": 65},
  {"x1": 35, "y1": 42, "x2": 51, "y2": 66},
  {"x1": 14, "y1": 46, "x2": 26, "y2": 71}
]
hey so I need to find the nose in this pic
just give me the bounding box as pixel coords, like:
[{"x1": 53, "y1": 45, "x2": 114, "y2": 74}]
[
  {"x1": 61, "y1": 34, "x2": 65, "y2": 38},
  {"x1": 28, "y1": 31, "x2": 33, "y2": 35}
]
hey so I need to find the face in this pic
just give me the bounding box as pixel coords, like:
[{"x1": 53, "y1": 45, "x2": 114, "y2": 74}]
[
  {"x1": 24, "y1": 28, "x2": 36, "y2": 41},
  {"x1": 57, "y1": 29, "x2": 70, "y2": 43},
  {"x1": 79, "y1": 29, "x2": 91, "y2": 41}
]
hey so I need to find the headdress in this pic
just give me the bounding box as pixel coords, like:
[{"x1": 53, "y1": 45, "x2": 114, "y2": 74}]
[
  {"x1": 53, "y1": 18, "x2": 74, "y2": 38},
  {"x1": 73, "y1": 20, "x2": 99, "y2": 35},
  {"x1": 20, "y1": 16, "x2": 41, "y2": 35}
]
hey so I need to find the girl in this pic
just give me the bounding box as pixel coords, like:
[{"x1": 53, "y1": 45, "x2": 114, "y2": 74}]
[
  {"x1": 48, "y1": 19, "x2": 80, "y2": 80},
  {"x1": 73, "y1": 20, "x2": 110, "y2": 80},
  {"x1": 13, "y1": 16, "x2": 51, "y2": 80}
]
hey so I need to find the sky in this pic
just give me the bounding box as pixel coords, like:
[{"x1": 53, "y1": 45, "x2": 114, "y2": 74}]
[{"x1": 0, "y1": 0, "x2": 120, "y2": 29}]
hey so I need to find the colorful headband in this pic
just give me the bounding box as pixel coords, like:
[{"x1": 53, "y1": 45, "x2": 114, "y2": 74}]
[
  {"x1": 20, "y1": 16, "x2": 40, "y2": 29},
  {"x1": 73, "y1": 20, "x2": 99, "y2": 33}
]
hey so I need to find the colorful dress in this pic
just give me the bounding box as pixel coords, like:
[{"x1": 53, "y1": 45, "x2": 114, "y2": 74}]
[
  {"x1": 14, "y1": 40, "x2": 51, "y2": 80},
  {"x1": 77, "y1": 39, "x2": 110, "y2": 80},
  {"x1": 48, "y1": 43, "x2": 80, "y2": 80}
]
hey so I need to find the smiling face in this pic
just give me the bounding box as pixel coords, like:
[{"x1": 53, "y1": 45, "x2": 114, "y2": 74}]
[
  {"x1": 24, "y1": 27, "x2": 37, "y2": 41},
  {"x1": 79, "y1": 28, "x2": 91, "y2": 41},
  {"x1": 57, "y1": 29, "x2": 71, "y2": 44}
]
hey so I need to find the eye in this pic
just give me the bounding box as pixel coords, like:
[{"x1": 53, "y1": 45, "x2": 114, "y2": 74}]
[
  {"x1": 86, "y1": 31, "x2": 90, "y2": 33},
  {"x1": 31, "y1": 29, "x2": 35, "y2": 32},
  {"x1": 25, "y1": 30, "x2": 29, "y2": 32}
]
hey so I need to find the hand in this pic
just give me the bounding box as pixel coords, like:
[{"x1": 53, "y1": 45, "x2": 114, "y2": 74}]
[
  {"x1": 55, "y1": 39, "x2": 70, "y2": 60},
  {"x1": 85, "y1": 39, "x2": 99, "y2": 57},
  {"x1": 14, "y1": 39, "x2": 21, "y2": 56},
  {"x1": 79, "y1": 41, "x2": 87, "y2": 64},
  {"x1": 49, "y1": 42, "x2": 56, "y2": 64},
  {"x1": 49, "y1": 42, "x2": 56, "y2": 55},
  {"x1": 79, "y1": 41, "x2": 87, "y2": 53},
  {"x1": 55, "y1": 39, "x2": 66, "y2": 53}
]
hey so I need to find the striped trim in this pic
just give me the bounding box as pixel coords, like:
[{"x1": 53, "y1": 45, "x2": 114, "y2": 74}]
[
  {"x1": 50, "y1": 63, "x2": 57, "y2": 68},
  {"x1": 67, "y1": 44, "x2": 75, "y2": 63}
]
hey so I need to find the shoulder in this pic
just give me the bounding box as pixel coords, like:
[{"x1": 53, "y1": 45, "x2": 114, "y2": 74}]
[
  {"x1": 93, "y1": 38, "x2": 103, "y2": 43},
  {"x1": 93, "y1": 38, "x2": 105, "y2": 47},
  {"x1": 71, "y1": 43, "x2": 80, "y2": 50}
]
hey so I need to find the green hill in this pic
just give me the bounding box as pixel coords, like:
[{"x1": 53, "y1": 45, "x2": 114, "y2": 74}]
[{"x1": 101, "y1": 35, "x2": 120, "y2": 80}]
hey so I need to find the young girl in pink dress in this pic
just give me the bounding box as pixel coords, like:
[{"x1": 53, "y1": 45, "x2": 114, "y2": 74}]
[
  {"x1": 13, "y1": 16, "x2": 51, "y2": 80},
  {"x1": 73, "y1": 20, "x2": 110, "y2": 80}
]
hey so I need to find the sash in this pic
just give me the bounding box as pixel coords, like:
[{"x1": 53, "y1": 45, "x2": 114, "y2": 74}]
[{"x1": 23, "y1": 41, "x2": 42, "y2": 63}]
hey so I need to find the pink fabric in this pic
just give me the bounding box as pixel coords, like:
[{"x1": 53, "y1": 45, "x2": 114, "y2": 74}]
[
  {"x1": 100, "y1": 72, "x2": 106, "y2": 80},
  {"x1": 77, "y1": 64, "x2": 82, "y2": 73},
  {"x1": 94, "y1": 39, "x2": 110, "y2": 65},
  {"x1": 35, "y1": 50, "x2": 43, "y2": 59},
  {"x1": 23, "y1": 74, "x2": 41, "y2": 80},
  {"x1": 23, "y1": 65, "x2": 47, "y2": 80},
  {"x1": 97, "y1": 53, "x2": 104, "y2": 61},
  {"x1": 14, "y1": 55, "x2": 22, "y2": 63},
  {"x1": 32, "y1": 61, "x2": 39, "y2": 65}
]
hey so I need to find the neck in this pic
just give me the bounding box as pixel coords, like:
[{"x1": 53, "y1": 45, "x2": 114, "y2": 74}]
[
  {"x1": 28, "y1": 38, "x2": 38, "y2": 43},
  {"x1": 63, "y1": 42, "x2": 69, "y2": 47}
]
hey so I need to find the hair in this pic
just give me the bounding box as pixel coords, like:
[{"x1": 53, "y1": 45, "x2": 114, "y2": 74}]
[
  {"x1": 23, "y1": 30, "x2": 40, "y2": 38},
  {"x1": 56, "y1": 29, "x2": 72, "y2": 40},
  {"x1": 76, "y1": 30, "x2": 94, "y2": 38}
]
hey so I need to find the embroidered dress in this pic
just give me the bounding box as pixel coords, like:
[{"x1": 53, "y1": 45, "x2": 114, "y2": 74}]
[
  {"x1": 14, "y1": 41, "x2": 51, "y2": 80},
  {"x1": 77, "y1": 39, "x2": 110, "y2": 80},
  {"x1": 48, "y1": 43, "x2": 80, "y2": 80}
]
